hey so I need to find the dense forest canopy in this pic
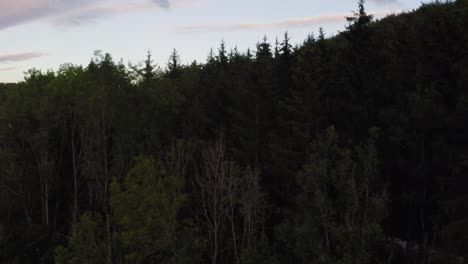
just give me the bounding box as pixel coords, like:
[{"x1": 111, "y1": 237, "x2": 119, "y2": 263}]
[{"x1": 1, "y1": 1, "x2": 468, "y2": 263}]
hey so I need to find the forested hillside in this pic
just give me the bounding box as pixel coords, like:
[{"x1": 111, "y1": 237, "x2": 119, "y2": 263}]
[{"x1": 1, "y1": 1, "x2": 468, "y2": 263}]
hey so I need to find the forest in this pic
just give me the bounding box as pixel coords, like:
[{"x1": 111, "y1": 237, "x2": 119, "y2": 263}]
[{"x1": 1, "y1": 0, "x2": 468, "y2": 263}]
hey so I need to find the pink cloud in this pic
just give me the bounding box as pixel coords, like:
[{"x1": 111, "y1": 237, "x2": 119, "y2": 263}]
[
  {"x1": 0, "y1": 0, "x2": 51, "y2": 29},
  {"x1": 0, "y1": 67, "x2": 21, "y2": 72},
  {"x1": 0, "y1": 0, "x2": 190, "y2": 30},
  {"x1": 176, "y1": 9, "x2": 402, "y2": 33},
  {"x1": 0, "y1": 0, "x2": 48, "y2": 11},
  {"x1": 49, "y1": 1, "x2": 156, "y2": 26},
  {"x1": 0, "y1": 52, "x2": 48, "y2": 63}
]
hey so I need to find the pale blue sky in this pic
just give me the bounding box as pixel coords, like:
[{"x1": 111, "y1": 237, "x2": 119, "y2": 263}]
[{"x1": 0, "y1": 0, "x2": 423, "y2": 83}]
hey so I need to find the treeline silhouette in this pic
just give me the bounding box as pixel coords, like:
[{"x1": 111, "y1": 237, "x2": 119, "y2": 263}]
[{"x1": 1, "y1": 1, "x2": 468, "y2": 263}]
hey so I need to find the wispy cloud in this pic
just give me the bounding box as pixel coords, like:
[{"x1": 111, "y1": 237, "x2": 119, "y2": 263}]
[
  {"x1": 0, "y1": 67, "x2": 21, "y2": 72},
  {"x1": 0, "y1": 52, "x2": 48, "y2": 63},
  {"x1": 49, "y1": 1, "x2": 155, "y2": 26},
  {"x1": 153, "y1": 0, "x2": 170, "y2": 9},
  {"x1": 0, "y1": 0, "x2": 196, "y2": 30},
  {"x1": 175, "y1": 9, "x2": 401, "y2": 33}
]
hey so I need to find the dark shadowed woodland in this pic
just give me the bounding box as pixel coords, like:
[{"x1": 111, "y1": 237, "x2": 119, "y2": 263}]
[{"x1": 1, "y1": 1, "x2": 468, "y2": 263}]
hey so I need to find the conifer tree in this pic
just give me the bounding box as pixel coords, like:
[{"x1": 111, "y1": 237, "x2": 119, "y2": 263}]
[
  {"x1": 167, "y1": 48, "x2": 182, "y2": 79},
  {"x1": 142, "y1": 50, "x2": 156, "y2": 82}
]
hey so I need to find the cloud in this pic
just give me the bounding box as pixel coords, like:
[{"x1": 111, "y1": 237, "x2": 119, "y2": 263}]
[
  {"x1": 0, "y1": 0, "x2": 180, "y2": 30},
  {"x1": 153, "y1": 0, "x2": 170, "y2": 9},
  {"x1": 176, "y1": 9, "x2": 401, "y2": 33},
  {"x1": 0, "y1": 52, "x2": 48, "y2": 63},
  {"x1": 0, "y1": 67, "x2": 20, "y2": 72},
  {"x1": 0, "y1": 0, "x2": 49, "y2": 30},
  {"x1": 49, "y1": 1, "x2": 156, "y2": 26}
]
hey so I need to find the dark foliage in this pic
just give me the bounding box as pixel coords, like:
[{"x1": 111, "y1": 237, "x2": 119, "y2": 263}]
[{"x1": 1, "y1": 1, "x2": 467, "y2": 263}]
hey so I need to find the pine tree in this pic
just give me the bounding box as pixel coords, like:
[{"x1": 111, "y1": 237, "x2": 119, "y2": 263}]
[
  {"x1": 346, "y1": 0, "x2": 373, "y2": 34},
  {"x1": 167, "y1": 48, "x2": 182, "y2": 79},
  {"x1": 218, "y1": 40, "x2": 228, "y2": 66},
  {"x1": 142, "y1": 50, "x2": 156, "y2": 82}
]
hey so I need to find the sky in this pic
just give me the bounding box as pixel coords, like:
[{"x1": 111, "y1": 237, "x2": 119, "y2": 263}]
[{"x1": 0, "y1": 0, "x2": 424, "y2": 83}]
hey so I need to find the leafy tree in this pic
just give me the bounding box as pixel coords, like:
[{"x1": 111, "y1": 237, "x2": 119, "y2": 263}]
[
  {"x1": 110, "y1": 156, "x2": 201, "y2": 264},
  {"x1": 280, "y1": 127, "x2": 387, "y2": 264},
  {"x1": 55, "y1": 212, "x2": 107, "y2": 264}
]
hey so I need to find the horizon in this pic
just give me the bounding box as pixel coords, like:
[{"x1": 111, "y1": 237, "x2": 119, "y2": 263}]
[{"x1": 1, "y1": 0, "x2": 421, "y2": 83}]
